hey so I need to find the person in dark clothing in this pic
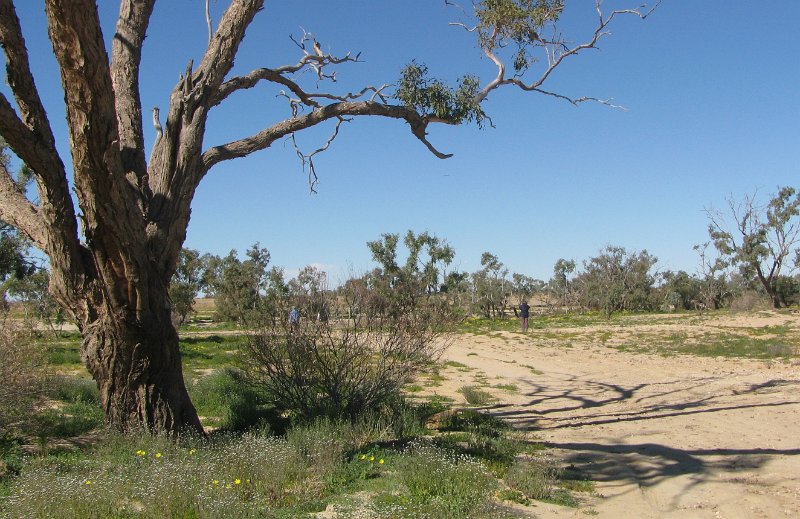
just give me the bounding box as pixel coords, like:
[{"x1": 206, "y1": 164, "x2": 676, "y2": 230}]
[{"x1": 519, "y1": 300, "x2": 530, "y2": 332}]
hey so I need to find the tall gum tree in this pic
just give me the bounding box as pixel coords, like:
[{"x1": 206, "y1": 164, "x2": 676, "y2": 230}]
[{"x1": 0, "y1": 0, "x2": 657, "y2": 434}]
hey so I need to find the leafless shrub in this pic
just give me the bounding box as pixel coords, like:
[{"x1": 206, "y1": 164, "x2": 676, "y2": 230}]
[
  {"x1": 729, "y1": 291, "x2": 769, "y2": 313},
  {"x1": 0, "y1": 315, "x2": 48, "y2": 430},
  {"x1": 767, "y1": 343, "x2": 794, "y2": 357},
  {"x1": 243, "y1": 283, "x2": 454, "y2": 421}
]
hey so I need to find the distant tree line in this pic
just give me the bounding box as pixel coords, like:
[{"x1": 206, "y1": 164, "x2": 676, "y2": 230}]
[
  {"x1": 4, "y1": 186, "x2": 799, "y2": 325},
  {"x1": 166, "y1": 195, "x2": 799, "y2": 324},
  {"x1": 168, "y1": 186, "x2": 800, "y2": 322}
]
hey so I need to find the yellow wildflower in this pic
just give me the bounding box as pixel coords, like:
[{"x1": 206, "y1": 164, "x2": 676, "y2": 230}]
[
  {"x1": 135, "y1": 450, "x2": 146, "y2": 456},
  {"x1": 155, "y1": 452, "x2": 162, "y2": 459},
  {"x1": 189, "y1": 449, "x2": 197, "y2": 455},
  {"x1": 360, "y1": 454, "x2": 366, "y2": 460},
  {"x1": 84, "y1": 480, "x2": 92, "y2": 485},
  {"x1": 234, "y1": 479, "x2": 241, "y2": 485},
  {"x1": 369, "y1": 456, "x2": 375, "y2": 461},
  {"x1": 212, "y1": 480, "x2": 219, "y2": 485},
  {"x1": 379, "y1": 459, "x2": 385, "y2": 465}
]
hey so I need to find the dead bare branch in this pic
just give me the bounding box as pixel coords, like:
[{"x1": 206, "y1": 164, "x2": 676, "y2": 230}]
[
  {"x1": 290, "y1": 116, "x2": 350, "y2": 193},
  {"x1": 205, "y1": 0, "x2": 212, "y2": 44}
]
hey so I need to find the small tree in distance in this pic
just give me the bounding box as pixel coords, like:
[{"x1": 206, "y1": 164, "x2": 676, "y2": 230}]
[
  {"x1": 550, "y1": 258, "x2": 576, "y2": 313},
  {"x1": 707, "y1": 187, "x2": 800, "y2": 308},
  {"x1": 168, "y1": 248, "x2": 206, "y2": 326},
  {"x1": 576, "y1": 246, "x2": 657, "y2": 318},
  {"x1": 472, "y1": 252, "x2": 511, "y2": 318}
]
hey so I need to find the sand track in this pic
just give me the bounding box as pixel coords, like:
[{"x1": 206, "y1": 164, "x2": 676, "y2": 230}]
[{"x1": 435, "y1": 313, "x2": 800, "y2": 518}]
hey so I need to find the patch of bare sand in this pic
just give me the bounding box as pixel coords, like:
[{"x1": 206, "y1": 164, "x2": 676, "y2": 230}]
[{"x1": 429, "y1": 312, "x2": 800, "y2": 518}]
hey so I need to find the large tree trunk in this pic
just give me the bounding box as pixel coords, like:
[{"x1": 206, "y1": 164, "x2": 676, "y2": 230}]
[
  {"x1": 78, "y1": 279, "x2": 203, "y2": 434},
  {"x1": 755, "y1": 268, "x2": 784, "y2": 309}
]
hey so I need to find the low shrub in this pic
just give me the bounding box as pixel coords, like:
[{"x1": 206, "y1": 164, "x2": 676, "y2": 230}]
[
  {"x1": 370, "y1": 439, "x2": 500, "y2": 518},
  {"x1": 243, "y1": 292, "x2": 452, "y2": 421},
  {"x1": 188, "y1": 368, "x2": 273, "y2": 432},
  {"x1": 503, "y1": 457, "x2": 561, "y2": 501},
  {"x1": 730, "y1": 291, "x2": 769, "y2": 313},
  {"x1": 459, "y1": 385, "x2": 495, "y2": 406},
  {"x1": 0, "y1": 319, "x2": 47, "y2": 431}
]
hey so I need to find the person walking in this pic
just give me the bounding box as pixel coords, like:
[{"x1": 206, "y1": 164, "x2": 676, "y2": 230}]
[
  {"x1": 519, "y1": 300, "x2": 530, "y2": 332},
  {"x1": 289, "y1": 306, "x2": 300, "y2": 333}
]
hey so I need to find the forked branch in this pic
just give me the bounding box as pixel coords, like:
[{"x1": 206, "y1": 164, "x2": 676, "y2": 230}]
[{"x1": 290, "y1": 116, "x2": 350, "y2": 193}]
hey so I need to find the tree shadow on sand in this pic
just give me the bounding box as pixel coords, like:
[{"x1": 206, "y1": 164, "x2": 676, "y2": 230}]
[{"x1": 477, "y1": 375, "x2": 800, "y2": 503}]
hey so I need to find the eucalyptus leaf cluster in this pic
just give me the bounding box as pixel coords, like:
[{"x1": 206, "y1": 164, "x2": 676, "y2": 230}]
[
  {"x1": 396, "y1": 62, "x2": 486, "y2": 126},
  {"x1": 475, "y1": 0, "x2": 564, "y2": 72}
]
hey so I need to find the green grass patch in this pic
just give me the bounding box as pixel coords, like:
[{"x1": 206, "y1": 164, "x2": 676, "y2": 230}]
[
  {"x1": 611, "y1": 331, "x2": 798, "y2": 359},
  {"x1": 34, "y1": 376, "x2": 104, "y2": 440},
  {"x1": 493, "y1": 384, "x2": 519, "y2": 393},
  {"x1": 497, "y1": 488, "x2": 530, "y2": 505},
  {"x1": 425, "y1": 394, "x2": 455, "y2": 405},
  {"x1": 459, "y1": 386, "x2": 495, "y2": 406},
  {"x1": 180, "y1": 334, "x2": 245, "y2": 371},
  {"x1": 368, "y1": 439, "x2": 503, "y2": 518},
  {"x1": 521, "y1": 364, "x2": 543, "y2": 375},
  {"x1": 422, "y1": 371, "x2": 448, "y2": 387},
  {"x1": 187, "y1": 368, "x2": 276, "y2": 432},
  {"x1": 43, "y1": 342, "x2": 82, "y2": 367}
]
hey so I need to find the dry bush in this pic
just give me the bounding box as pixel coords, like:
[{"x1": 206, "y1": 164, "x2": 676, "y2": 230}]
[
  {"x1": 0, "y1": 316, "x2": 48, "y2": 430},
  {"x1": 244, "y1": 286, "x2": 454, "y2": 421},
  {"x1": 729, "y1": 291, "x2": 769, "y2": 313}
]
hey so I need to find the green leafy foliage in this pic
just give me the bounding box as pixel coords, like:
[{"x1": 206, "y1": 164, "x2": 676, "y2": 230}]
[
  {"x1": 475, "y1": 0, "x2": 564, "y2": 73},
  {"x1": 476, "y1": 0, "x2": 563, "y2": 48},
  {"x1": 576, "y1": 245, "x2": 658, "y2": 318},
  {"x1": 188, "y1": 368, "x2": 273, "y2": 432},
  {"x1": 168, "y1": 248, "x2": 206, "y2": 326},
  {"x1": 396, "y1": 62, "x2": 486, "y2": 125},
  {"x1": 708, "y1": 186, "x2": 800, "y2": 308},
  {"x1": 472, "y1": 251, "x2": 512, "y2": 318},
  {"x1": 204, "y1": 243, "x2": 279, "y2": 325}
]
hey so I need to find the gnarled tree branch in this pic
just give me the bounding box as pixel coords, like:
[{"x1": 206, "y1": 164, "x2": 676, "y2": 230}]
[
  {"x1": 202, "y1": 101, "x2": 451, "y2": 173},
  {"x1": 0, "y1": 164, "x2": 45, "y2": 247}
]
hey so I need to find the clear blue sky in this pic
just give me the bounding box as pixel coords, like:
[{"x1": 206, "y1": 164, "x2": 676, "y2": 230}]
[{"x1": 6, "y1": 1, "x2": 800, "y2": 284}]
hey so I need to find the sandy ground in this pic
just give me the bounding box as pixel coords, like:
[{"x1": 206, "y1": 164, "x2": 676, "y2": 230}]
[{"x1": 431, "y1": 312, "x2": 800, "y2": 519}]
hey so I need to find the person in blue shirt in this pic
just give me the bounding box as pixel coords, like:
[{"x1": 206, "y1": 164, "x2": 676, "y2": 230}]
[{"x1": 289, "y1": 306, "x2": 300, "y2": 333}]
